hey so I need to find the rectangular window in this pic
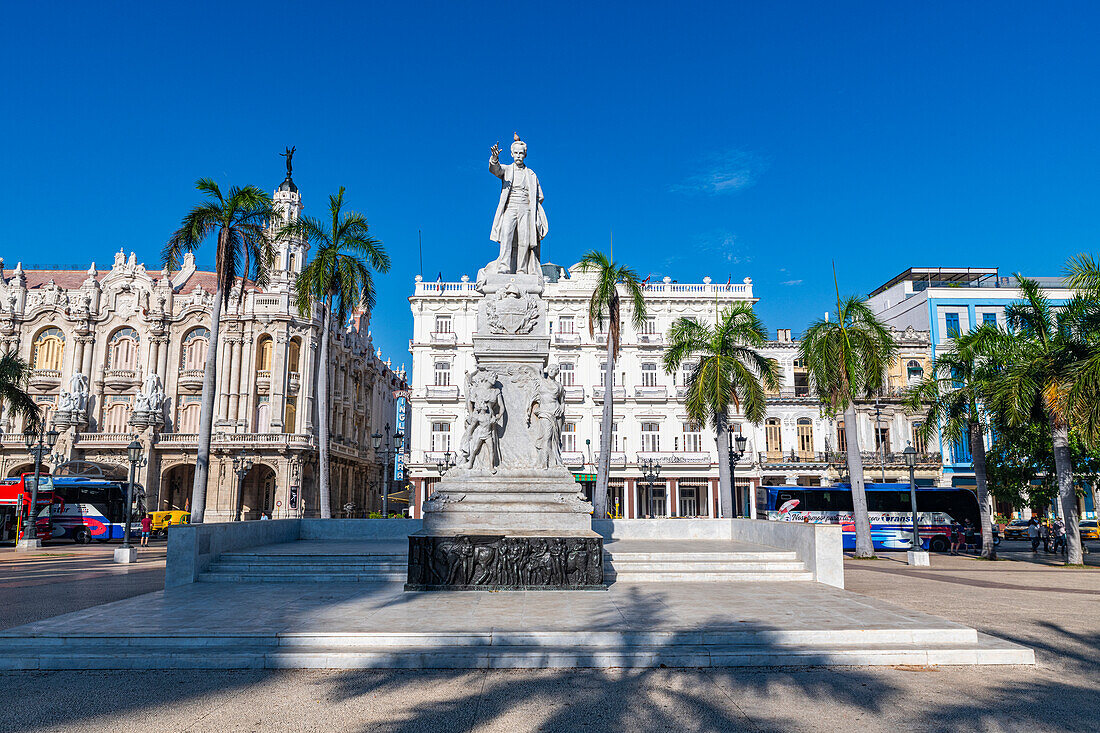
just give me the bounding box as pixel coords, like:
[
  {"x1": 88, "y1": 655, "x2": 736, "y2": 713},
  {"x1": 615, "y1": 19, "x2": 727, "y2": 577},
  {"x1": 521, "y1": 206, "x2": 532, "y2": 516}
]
[
  {"x1": 558, "y1": 316, "x2": 574, "y2": 333},
  {"x1": 983, "y1": 312, "x2": 997, "y2": 327},
  {"x1": 679, "y1": 361, "x2": 697, "y2": 386},
  {"x1": 599, "y1": 363, "x2": 616, "y2": 386},
  {"x1": 562, "y1": 422, "x2": 576, "y2": 453},
  {"x1": 431, "y1": 422, "x2": 451, "y2": 453},
  {"x1": 600, "y1": 421, "x2": 621, "y2": 452},
  {"x1": 641, "y1": 363, "x2": 658, "y2": 387},
  {"x1": 682, "y1": 422, "x2": 702, "y2": 452},
  {"x1": 434, "y1": 315, "x2": 453, "y2": 333},
  {"x1": 641, "y1": 422, "x2": 660, "y2": 452},
  {"x1": 875, "y1": 427, "x2": 891, "y2": 454},
  {"x1": 836, "y1": 421, "x2": 847, "y2": 453},
  {"x1": 434, "y1": 361, "x2": 451, "y2": 386},
  {"x1": 640, "y1": 317, "x2": 657, "y2": 335},
  {"x1": 945, "y1": 312, "x2": 960, "y2": 338},
  {"x1": 559, "y1": 362, "x2": 575, "y2": 386},
  {"x1": 912, "y1": 423, "x2": 927, "y2": 454}
]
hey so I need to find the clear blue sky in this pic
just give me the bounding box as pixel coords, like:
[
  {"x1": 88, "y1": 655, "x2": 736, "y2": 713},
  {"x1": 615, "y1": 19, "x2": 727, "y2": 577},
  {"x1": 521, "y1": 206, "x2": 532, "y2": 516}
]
[{"x1": 4, "y1": 1, "x2": 1099, "y2": 368}]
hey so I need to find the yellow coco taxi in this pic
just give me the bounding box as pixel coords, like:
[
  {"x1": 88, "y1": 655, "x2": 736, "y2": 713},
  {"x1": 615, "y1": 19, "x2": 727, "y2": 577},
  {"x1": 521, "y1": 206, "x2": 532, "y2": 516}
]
[
  {"x1": 1079, "y1": 520, "x2": 1099, "y2": 541},
  {"x1": 147, "y1": 511, "x2": 190, "y2": 539}
]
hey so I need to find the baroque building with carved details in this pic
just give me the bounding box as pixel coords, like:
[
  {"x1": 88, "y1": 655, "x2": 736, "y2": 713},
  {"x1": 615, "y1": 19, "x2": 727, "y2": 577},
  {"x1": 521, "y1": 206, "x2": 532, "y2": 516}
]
[
  {"x1": 0, "y1": 167, "x2": 406, "y2": 521},
  {"x1": 406, "y1": 265, "x2": 942, "y2": 520}
]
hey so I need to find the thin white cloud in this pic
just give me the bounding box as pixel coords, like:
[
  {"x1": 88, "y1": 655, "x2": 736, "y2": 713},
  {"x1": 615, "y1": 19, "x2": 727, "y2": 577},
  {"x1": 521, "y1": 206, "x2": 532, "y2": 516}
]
[
  {"x1": 782, "y1": 279, "x2": 803, "y2": 286},
  {"x1": 670, "y1": 150, "x2": 769, "y2": 195}
]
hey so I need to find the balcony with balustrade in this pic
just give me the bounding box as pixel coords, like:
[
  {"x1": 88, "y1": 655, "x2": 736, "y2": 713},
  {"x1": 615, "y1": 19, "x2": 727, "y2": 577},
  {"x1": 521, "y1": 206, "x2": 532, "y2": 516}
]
[
  {"x1": 255, "y1": 370, "x2": 271, "y2": 393},
  {"x1": 29, "y1": 369, "x2": 62, "y2": 390},
  {"x1": 430, "y1": 331, "x2": 458, "y2": 346},
  {"x1": 103, "y1": 369, "x2": 139, "y2": 390},
  {"x1": 563, "y1": 386, "x2": 585, "y2": 403},
  {"x1": 633, "y1": 385, "x2": 668, "y2": 402},
  {"x1": 595, "y1": 452, "x2": 628, "y2": 467},
  {"x1": 552, "y1": 332, "x2": 581, "y2": 346},
  {"x1": 424, "y1": 385, "x2": 461, "y2": 401},
  {"x1": 560, "y1": 451, "x2": 585, "y2": 467},
  {"x1": 759, "y1": 450, "x2": 831, "y2": 467},
  {"x1": 634, "y1": 451, "x2": 712, "y2": 466},
  {"x1": 635, "y1": 333, "x2": 664, "y2": 347},
  {"x1": 177, "y1": 368, "x2": 205, "y2": 391},
  {"x1": 592, "y1": 386, "x2": 626, "y2": 403}
]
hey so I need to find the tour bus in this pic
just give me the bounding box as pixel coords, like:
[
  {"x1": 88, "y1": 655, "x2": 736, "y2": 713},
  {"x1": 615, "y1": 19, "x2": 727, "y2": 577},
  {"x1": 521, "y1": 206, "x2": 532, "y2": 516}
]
[
  {"x1": 761, "y1": 483, "x2": 982, "y2": 552},
  {"x1": 49, "y1": 476, "x2": 142, "y2": 544},
  {"x1": 0, "y1": 473, "x2": 54, "y2": 543}
]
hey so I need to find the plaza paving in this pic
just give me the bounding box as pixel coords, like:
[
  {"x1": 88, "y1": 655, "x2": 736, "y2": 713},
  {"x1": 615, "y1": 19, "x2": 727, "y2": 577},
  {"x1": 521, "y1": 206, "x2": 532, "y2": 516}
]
[{"x1": 0, "y1": 548, "x2": 1095, "y2": 731}]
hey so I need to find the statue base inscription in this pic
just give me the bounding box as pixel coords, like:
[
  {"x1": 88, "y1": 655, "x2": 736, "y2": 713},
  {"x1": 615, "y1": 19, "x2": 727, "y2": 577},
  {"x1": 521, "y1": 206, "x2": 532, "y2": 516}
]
[{"x1": 405, "y1": 531, "x2": 604, "y2": 591}]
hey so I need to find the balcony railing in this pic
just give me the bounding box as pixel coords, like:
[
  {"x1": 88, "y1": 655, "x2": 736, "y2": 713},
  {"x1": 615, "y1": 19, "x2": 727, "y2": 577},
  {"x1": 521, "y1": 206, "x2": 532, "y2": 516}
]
[
  {"x1": 430, "y1": 331, "x2": 458, "y2": 345},
  {"x1": 414, "y1": 280, "x2": 479, "y2": 296},
  {"x1": 29, "y1": 369, "x2": 62, "y2": 388},
  {"x1": 552, "y1": 332, "x2": 581, "y2": 345},
  {"x1": 635, "y1": 451, "x2": 712, "y2": 465},
  {"x1": 759, "y1": 450, "x2": 830, "y2": 465},
  {"x1": 560, "y1": 451, "x2": 585, "y2": 467},
  {"x1": 636, "y1": 333, "x2": 664, "y2": 346},
  {"x1": 592, "y1": 387, "x2": 626, "y2": 402},
  {"x1": 425, "y1": 385, "x2": 460, "y2": 400},
  {"x1": 634, "y1": 385, "x2": 667, "y2": 401},
  {"x1": 858, "y1": 450, "x2": 942, "y2": 466},
  {"x1": 74, "y1": 432, "x2": 134, "y2": 447},
  {"x1": 177, "y1": 368, "x2": 205, "y2": 390},
  {"x1": 563, "y1": 386, "x2": 585, "y2": 402},
  {"x1": 595, "y1": 452, "x2": 627, "y2": 466}
]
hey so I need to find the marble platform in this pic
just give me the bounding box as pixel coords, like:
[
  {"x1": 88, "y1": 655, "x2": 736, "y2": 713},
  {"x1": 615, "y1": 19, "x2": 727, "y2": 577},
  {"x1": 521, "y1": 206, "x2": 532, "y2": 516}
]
[{"x1": 0, "y1": 540, "x2": 1033, "y2": 670}]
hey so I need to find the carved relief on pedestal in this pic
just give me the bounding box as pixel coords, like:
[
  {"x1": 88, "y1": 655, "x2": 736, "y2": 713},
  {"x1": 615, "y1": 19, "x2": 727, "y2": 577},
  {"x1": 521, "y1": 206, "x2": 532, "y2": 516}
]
[{"x1": 485, "y1": 283, "x2": 539, "y2": 335}]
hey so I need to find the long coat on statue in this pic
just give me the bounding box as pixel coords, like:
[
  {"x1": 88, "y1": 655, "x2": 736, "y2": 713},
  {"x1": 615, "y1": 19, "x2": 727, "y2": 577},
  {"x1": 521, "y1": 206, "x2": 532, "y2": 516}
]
[{"x1": 489, "y1": 160, "x2": 549, "y2": 270}]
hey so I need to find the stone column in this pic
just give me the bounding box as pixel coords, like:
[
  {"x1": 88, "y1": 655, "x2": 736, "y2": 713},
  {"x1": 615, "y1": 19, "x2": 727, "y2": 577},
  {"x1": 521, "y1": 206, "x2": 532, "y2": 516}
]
[
  {"x1": 81, "y1": 336, "x2": 94, "y2": 379},
  {"x1": 625, "y1": 478, "x2": 636, "y2": 519},
  {"x1": 157, "y1": 335, "x2": 170, "y2": 381},
  {"x1": 227, "y1": 338, "x2": 243, "y2": 427},
  {"x1": 235, "y1": 337, "x2": 253, "y2": 428},
  {"x1": 668, "y1": 478, "x2": 678, "y2": 518},
  {"x1": 270, "y1": 331, "x2": 287, "y2": 432},
  {"x1": 708, "y1": 478, "x2": 718, "y2": 518},
  {"x1": 218, "y1": 338, "x2": 235, "y2": 421}
]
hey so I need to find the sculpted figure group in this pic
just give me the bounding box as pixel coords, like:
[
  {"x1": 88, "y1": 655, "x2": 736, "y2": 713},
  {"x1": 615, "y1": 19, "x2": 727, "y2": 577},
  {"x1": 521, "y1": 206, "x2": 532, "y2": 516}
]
[
  {"x1": 457, "y1": 364, "x2": 565, "y2": 472},
  {"x1": 410, "y1": 535, "x2": 603, "y2": 588}
]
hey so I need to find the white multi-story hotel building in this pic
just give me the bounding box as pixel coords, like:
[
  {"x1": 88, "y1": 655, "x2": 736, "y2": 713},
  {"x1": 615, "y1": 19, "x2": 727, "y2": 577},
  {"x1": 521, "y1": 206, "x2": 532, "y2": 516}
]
[
  {"x1": 0, "y1": 166, "x2": 407, "y2": 521},
  {"x1": 406, "y1": 264, "x2": 942, "y2": 519}
]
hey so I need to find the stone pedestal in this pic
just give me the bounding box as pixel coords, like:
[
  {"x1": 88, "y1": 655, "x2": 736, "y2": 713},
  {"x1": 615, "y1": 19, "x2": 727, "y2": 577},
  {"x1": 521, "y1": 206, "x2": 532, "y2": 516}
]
[
  {"x1": 114, "y1": 546, "x2": 139, "y2": 564},
  {"x1": 907, "y1": 550, "x2": 930, "y2": 567},
  {"x1": 15, "y1": 539, "x2": 42, "y2": 552},
  {"x1": 413, "y1": 271, "x2": 602, "y2": 590}
]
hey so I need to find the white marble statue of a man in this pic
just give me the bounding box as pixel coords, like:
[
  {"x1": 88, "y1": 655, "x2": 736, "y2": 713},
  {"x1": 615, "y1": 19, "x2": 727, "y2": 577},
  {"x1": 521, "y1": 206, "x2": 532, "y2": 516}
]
[{"x1": 488, "y1": 135, "x2": 548, "y2": 276}]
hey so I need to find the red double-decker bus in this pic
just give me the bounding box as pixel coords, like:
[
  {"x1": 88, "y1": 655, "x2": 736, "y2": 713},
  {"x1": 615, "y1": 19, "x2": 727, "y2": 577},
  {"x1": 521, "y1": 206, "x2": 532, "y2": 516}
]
[{"x1": 0, "y1": 473, "x2": 54, "y2": 543}]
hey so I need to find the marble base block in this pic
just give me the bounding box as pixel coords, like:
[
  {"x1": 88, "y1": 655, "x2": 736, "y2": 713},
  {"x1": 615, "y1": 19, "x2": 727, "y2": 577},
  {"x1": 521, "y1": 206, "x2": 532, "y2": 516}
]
[
  {"x1": 406, "y1": 531, "x2": 604, "y2": 591},
  {"x1": 907, "y1": 550, "x2": 930, "y2": 567}
]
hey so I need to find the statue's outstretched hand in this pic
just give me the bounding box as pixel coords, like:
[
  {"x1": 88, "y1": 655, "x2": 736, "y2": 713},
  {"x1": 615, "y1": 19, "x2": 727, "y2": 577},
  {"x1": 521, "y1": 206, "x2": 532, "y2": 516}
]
[{"x1": 490, "y1": 142, "x2": 501, "y2": 162}]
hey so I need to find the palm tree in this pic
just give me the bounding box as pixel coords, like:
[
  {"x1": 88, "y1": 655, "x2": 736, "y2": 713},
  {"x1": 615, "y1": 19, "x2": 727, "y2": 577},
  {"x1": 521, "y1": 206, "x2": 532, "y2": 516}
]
[
  {"x1": 986, "y1": 275, "x2": 1097, "y2": 565},
  {"x1": 799, "y1": 289, "x2": 897, "y2": 558},
  {"x1": 0, "y1": 351, "x2": 40, "y2": 434},
  {"x1": 164, "y1": 179, "x2": 276, "y2": 523},
  {"x1": 905, "y1": 326, "x2": 1002, "y2": 559},
  {"x1": 663, "y1": 303, "x2": 780, "y2": 518},
  {"x1": 578, "y1": 250, "x2": 646, "y2": 520},
  {"x1": 281, "y1": 187, "x2": 390, "y2": 519}
]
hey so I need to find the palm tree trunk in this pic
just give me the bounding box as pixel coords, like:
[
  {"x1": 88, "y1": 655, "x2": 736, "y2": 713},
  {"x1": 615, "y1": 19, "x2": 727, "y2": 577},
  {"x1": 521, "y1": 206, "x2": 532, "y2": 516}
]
[
  {"x1": 190, "y1": 291, "x2": 223, "y2": 524},
  {"x1": 843, "y1": 403, "x2": 875, "y2": 557},
  {"x1": 317, "y1": 301, "x2": 332, "y2": 519},
  {"x1": 970, "y1": 421, "x2": 996, "y2": 559},
  {"x1": 1050, "y1": 419, "x2": 1082, "y2": 564},
  {"x1": 715, "y1": 411, "x2": 733, "y2": 518},
  {"x1": 593, "y1": 335, "x2": 614, "y2": 520}
]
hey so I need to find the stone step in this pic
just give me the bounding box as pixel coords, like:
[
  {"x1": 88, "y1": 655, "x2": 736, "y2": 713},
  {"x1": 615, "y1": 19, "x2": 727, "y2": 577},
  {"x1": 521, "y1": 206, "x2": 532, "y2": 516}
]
[
  {"x1": 606, "y1": 571, "x2": 814, "y2": 582},
  {"x1": 198, "y1": 572, "x2": 406, "y2": 583},
  {"x1": 0, "y1": 633, "x2": 1032, "y2": 669},
  {"x1": 217, "y1": 553, "x2": 407, "y2": 563},
  {"x1": 0, "y1": 626, "x2": 980, "y2": 652},
  {"x1": 605, "y1": 561, "x2": 808, "y2": 573},
  {"x1": 207, "y1": 562, "x2": 407, "y2": 573},
  {"x1": 603, "y1": 551, "x2": 800, "y2": 562}
]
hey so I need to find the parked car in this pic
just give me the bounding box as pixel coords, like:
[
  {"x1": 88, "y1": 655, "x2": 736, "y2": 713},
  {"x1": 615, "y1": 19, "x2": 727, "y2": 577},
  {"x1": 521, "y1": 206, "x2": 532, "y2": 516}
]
[
  {"x1": 1002, "y1": 518, "x2": 1031, "y2": 541},
  {"x1": 1080, "y1": 520, "x2": 1099, "y2": 541},
  {"x1": 147, "y1": 510, "x2": 190, "y2": 539}
]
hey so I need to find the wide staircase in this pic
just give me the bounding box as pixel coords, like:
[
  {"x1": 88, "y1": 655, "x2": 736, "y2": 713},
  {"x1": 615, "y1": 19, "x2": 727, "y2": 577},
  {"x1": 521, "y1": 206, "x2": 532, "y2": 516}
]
[
  {"x1": 199, "y1": 541, "x2": 407, "y2": 583},
  {"x1": 603, "y1": 539, "x2": 813, "y2": 582}
]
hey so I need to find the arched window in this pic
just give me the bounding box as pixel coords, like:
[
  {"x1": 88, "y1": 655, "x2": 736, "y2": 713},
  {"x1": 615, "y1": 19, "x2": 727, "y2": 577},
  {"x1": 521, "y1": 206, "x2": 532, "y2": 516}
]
[
  {"x1": 180, "y1": 328, "x2": 209, "y2": 372},
  {"x1": 177, "y1": 396, "x2": 201, "y2": 432},
  {"x1": 288, "y1": 253, "x2": 297, "y2": 272},
  {"x1": 32, "y1": 328, "x2": 65, "y2": 371},
  {"x1": 257, "y1": 337, "x2": 273, "y2": 374},
  {"x1": 287, "y1": 338, "x2": 301, "y2": 375},
  {"x1": 765, "y1": 418, "x2": 782, "y2": 456},
  {"x1": 797, "y1": 418, "x2": 814, "y2": 458},
  {"x1": 284, "y1": 397, "x2": 297, "y2": 434},
  {"x1": 104, "y1": 398, "x2": 130, "y2": 432},
  {"x1": 906, "y1": 359, "x2": 924, "y2": 384},
  {"x1": 107, "y1": 328, "x2": 139, "y2": 371},
  {"x1": 836, "y1": 420, "x2": 848, "y2": 453}
]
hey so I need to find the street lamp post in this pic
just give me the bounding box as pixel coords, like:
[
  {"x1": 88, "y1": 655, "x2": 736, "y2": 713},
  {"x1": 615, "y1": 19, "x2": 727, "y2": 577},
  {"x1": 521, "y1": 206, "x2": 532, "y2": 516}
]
[
  {"x1": 435, "y1": 450, "x2": 455, "y2": 477},
  {"x1": 17, "y1": 425, "x2": 59, "y2": 550},
  {"x1": 727, "y1": 432, "x2": 748, "y2": 517},
  {"x1": 639, "y1": 457, "x2": 661, "y2": 518},
  {"x1": 114, "y1": 438, "x2": 144, "y2": 564},
  {"x1": 372, "y1": 424, "x2": 405, "y2": 518},
  {"x1": 232, "y1": 452, "x2": 255, "y2": 521},
  {"x1": 902, "y1": 441, "x2": 928, "y2": 566}
]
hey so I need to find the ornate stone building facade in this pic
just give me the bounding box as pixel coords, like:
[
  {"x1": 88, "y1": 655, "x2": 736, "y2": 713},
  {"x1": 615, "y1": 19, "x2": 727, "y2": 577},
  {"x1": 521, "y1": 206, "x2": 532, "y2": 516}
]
[
  {"x1": 406, "y1": 265, "x2": 942, "y2": 519},
  {"x1": 0, "y1": 170, "x2": 406, "y2": 521}
]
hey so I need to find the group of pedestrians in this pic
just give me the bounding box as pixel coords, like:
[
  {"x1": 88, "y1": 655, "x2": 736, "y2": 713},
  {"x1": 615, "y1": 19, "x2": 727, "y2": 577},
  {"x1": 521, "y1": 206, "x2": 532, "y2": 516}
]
[{"x1": 1025, "y1": 516, "x2": 1068, "y2": 554}]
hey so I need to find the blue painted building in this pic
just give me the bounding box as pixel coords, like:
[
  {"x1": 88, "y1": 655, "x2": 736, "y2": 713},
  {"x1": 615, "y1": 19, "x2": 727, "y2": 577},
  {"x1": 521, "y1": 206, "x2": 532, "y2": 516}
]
[{"x1": 867, "y1": 267, "x2": 1074, "y2": 489}]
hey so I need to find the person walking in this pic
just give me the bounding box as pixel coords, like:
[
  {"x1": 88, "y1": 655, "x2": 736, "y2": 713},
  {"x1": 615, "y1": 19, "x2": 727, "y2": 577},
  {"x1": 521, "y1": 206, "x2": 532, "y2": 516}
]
[
  {"x1": 139, "y1": 514, "x2": 152, "y2": 547},
  {"x1": 949, "y1": 520, "x2": 962, "y2": 555},
  {"x1": 1027, "y1": 517, "x2": 1041, "y2": 553}
]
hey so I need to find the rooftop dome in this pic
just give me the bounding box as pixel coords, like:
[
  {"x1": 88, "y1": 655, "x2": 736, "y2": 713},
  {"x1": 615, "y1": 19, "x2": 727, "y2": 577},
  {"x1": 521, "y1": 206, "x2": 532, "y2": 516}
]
[{"x1": 277, "y1": 176, "x2": 298, "y2": 194}]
